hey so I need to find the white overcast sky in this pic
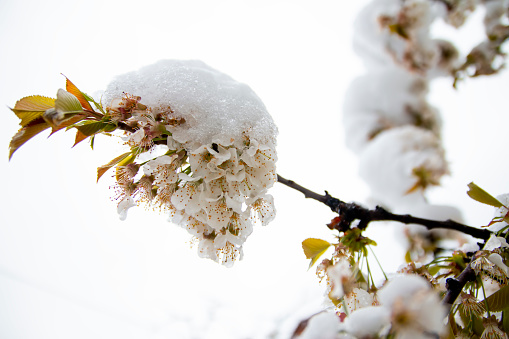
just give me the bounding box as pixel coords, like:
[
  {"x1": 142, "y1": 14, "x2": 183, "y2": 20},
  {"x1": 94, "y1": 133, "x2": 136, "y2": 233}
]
[{"x1": 1, "y1": 0, "x2": 508, "y2": 338}]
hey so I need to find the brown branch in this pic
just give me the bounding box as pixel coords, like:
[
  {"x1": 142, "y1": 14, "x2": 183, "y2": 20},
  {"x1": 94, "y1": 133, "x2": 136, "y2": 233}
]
[
  {"x1": 276, "y1": 174, "x2": 340, "y2": 211},
  {"x1": 277, "y1": 174, "x2": 492, "y2": 240},
  {"x1": 443, "y1": 264, "x2": 477, "y2": 308}
]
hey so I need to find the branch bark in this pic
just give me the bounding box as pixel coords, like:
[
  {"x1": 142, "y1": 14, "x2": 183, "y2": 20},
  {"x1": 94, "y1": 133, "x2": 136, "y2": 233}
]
[
  {"x1": 443, "y1": 265, "x2": 477, "y2": 308},
  {"x1": 277, "y1": 174, "x2": 492, "y2": 240}
]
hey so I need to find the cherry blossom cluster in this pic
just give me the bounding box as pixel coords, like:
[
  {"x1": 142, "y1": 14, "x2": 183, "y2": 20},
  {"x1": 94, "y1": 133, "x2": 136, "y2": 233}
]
[
  {"x1": 309, "y1": 244, "x2": 447, "y2": 338},
  {"x1": 103, "y1": 60, "x2": 278, "y2": 266}
]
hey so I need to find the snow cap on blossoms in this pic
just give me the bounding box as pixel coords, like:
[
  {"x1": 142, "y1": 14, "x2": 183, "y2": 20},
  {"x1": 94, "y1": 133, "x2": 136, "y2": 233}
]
[
  {"x1": 102, "y1": 60, "x2": 277, "y2": 148},
  {"x1": 102, "y1": 60, "x2": 278, "y2": 266}
]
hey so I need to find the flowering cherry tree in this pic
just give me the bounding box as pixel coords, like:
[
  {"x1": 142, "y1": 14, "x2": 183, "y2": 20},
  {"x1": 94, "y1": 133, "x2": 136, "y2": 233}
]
[{"x1": 7, "y1": 0, "x2": 509, "y2": 338}]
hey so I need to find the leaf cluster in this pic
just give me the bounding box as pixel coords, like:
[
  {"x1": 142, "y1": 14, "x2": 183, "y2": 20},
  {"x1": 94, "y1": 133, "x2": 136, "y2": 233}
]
[{"x1": 8, "y1": 77, "x2": 131, "y2": 180}]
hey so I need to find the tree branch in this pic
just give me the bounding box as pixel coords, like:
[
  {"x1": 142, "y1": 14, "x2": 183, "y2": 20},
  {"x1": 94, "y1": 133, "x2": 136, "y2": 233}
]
[
  {"x1": 443, "y1": 264, "x2": 477, "y2": 308},
  {"x1": 276, "y1": 174, "x2": 340, "y2": 211},
  {"x1": 277, "y1": 174, "x2": 492, "y2": 240}
]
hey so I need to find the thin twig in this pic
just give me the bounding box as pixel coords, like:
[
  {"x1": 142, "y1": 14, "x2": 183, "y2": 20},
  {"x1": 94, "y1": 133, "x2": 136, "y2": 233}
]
[{"x1": 276, "y1": 174, "x2": 339, "y2": 210}]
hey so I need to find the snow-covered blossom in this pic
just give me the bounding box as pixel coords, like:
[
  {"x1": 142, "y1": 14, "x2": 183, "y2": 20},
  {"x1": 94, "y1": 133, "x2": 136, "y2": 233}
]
[
  {"x1": 352, "y1": 0, "x2": 459, "y2": 75},
  {"x1": 336, "y1": 274, "x2": 446, "y2": 338},
  {"x1": 377, "y1": 274, "x2": 447, "y2": 339},
  {"x1": 491, "y1": 193, "x2": 509, "y2": 231},
  {"x1": 326, "y1": 258, "x2": 355, "y2": 300},
  {"x1": 102, "y1": 60, "x2": 278, "y2": 266},
  {"x1": 443, "y1": 0, "x2": 478, "y2": 28},
  {"x1": 484, "y1": 233, "x2": 509, "y2": 251},
  {"x1": 358, "y1": 125, "x2": 448, "y2": 208},
  {"x1": 294, "y1": 312, "x2": 343, "y2": 339},
  {"x1": 343, "y1": 306, "x2": 390, "y2": 338},
  {"x1": 344, "y1": 287, "x2": 376, "y2": 313},
  {"x1": 342, "y1": 67, "x2": 441, "y2": 154}
]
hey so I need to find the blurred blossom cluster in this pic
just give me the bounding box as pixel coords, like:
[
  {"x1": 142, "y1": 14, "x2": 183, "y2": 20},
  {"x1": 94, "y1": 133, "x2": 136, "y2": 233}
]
[{"x1": 343, "y1": 0, "x2": 508, "y2": 211}]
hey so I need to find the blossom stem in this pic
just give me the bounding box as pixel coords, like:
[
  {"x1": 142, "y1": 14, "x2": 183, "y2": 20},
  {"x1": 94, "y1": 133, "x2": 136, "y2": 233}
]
[
  {"x1": 276, "y1": 174, "x2": 492, "y2": 240},
  {"x1": 369, "y1": 246, "x2": 388, "y2": 281}
]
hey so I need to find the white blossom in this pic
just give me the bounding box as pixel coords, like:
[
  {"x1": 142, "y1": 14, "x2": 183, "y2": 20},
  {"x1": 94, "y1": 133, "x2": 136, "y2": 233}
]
[
  {"x1": 117, "y1": 196, "x2": 136, "y2": 221},
  {"x1": 484, "y1": 233, "x2": 509, "y2": 251},
  {"x1": 378, "y1": 274, "x2": 447, "y2": 338},
  {"x1": 344, "y1": 288, "x2": 375, "y2": 313},
  {"x1": 358, "y1": 126, "x2": 448, "y2": 208},
  {"x1": 344, "y1": 306, "x2": 391, "y2": 338},
  {"x1": 327, "y1": 258, "x2": 354, "y2": 300},
  {"x1": 491, "y1": 193, "x2": 509, "y2": 231}
]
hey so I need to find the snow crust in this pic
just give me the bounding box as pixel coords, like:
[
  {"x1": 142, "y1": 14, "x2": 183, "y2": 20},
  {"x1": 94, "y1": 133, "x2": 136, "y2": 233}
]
[{"x1": 102, "y1": 59, "x2": 278, "y2": 149}]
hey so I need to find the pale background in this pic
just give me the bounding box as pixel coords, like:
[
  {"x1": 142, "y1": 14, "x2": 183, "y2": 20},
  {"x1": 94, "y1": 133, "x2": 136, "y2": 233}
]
[{"x1": 0, "y1": 0, "x2": 508, "y2": 338}]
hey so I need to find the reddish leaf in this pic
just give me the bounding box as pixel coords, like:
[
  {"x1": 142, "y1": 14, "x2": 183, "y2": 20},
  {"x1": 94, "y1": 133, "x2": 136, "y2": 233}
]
[
  {"x1": 9, "y1": 122, "x2": 50, "y2": 160},
  {"x1": 50, "y1": 114, "x2": 87, "y2": 135},
  {"x1": 64, "y1": 76, "x2": 94, "y2": 111},
  {"x1": 73, "y1": 130, "x2": 89, "y2": 147}
]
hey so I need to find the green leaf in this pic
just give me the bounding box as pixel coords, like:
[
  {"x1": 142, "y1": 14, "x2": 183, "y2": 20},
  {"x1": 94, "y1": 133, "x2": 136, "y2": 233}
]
[
  {"x1": 54, "y1": 89, "x2": 83, "y2": 113},
  {"x1": 467, "y1": 182, "x2": 504, "y2": 208},
  {"x1": 503, "y1": 309, "x2": 509, "y2": 333},
  {"x1": 9, "y1": 122, "x2": 50, "y2": 160},
  {"x1": 82, "y1": 92, "x2": 105, "y2": 114},
  {"x1": 64, "y1": 76, "x2": 94, "y2": 111},
  {"x1": 75, "y1": 121, "x2": 112, "y2": 137},
  {"x1": 72, "y1": 121, "x2": 116, "y2": 147},
  {"x1": 302, "y1": 238, "x2": 331, "y2": 269},
  {"x1": 97, "y1": 152, "x2": 133, "y2": 182},
  {"x1": 478, "y1": 285, "x2": 509, "y2": 312}
]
